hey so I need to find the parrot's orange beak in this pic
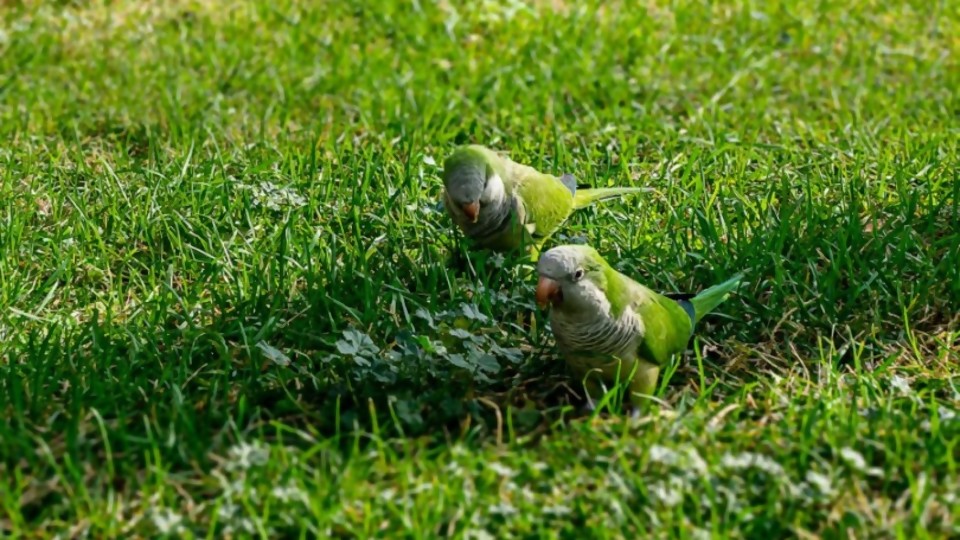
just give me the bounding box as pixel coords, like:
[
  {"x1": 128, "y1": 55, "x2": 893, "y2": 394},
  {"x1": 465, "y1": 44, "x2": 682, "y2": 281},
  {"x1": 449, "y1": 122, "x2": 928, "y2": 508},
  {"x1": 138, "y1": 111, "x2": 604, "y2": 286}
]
[
  {"x1": 535, "y1": 276, "x2": 562, "y2": 309},
  {"x1": 461, "y1": 201, "x2": 480, "y2": 223}
]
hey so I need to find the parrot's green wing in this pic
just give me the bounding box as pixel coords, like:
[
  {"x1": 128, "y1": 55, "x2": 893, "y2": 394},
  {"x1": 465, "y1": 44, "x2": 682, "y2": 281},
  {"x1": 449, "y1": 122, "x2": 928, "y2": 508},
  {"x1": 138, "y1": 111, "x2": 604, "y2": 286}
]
[
  {"x1": 599, "y1": 267, "x2": 694, "y2": 368},
  {"x1": 634, "y1": 294, "x2": 695, "y2": 367},
  {"x1": 633, "y1": 273, "x2": 744, "y2": 365},
  {"x1": 510, "y1": 168, "x2": 576, "y2": 248},
  {"x1": 514, "y1": 172, "x2": 655, "y2": 239},
  {"x1": 515, "y1": 175, "x2": 653, "y2": 252},
  {"x1": 631, "y1": 289, "x2": 695, "y2": 367}
]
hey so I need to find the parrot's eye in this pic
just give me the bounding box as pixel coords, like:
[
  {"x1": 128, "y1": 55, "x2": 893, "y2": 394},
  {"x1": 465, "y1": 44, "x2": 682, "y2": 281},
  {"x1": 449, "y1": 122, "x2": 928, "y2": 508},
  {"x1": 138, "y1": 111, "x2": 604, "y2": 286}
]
[{"x1": 573, "y1": 268, "x2": 584, "y2": 281}]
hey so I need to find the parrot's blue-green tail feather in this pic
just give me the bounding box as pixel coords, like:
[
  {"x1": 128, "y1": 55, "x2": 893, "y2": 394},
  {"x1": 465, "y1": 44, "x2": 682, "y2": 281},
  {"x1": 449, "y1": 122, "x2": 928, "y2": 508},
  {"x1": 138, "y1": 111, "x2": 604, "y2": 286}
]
[
  {"x1": 665, "y1": 293, "x2": 697, "y2": 325},
  {"x1": 688, "y1": 274, "x2": 744, "y2": 324},
  {"x1": 571, "y1": 187, "x2": 654, "y2": 210}
]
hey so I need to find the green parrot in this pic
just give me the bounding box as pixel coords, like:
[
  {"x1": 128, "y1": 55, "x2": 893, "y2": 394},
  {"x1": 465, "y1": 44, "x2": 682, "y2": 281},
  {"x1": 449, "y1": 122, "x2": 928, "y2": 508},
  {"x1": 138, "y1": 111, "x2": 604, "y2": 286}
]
[
  {"x1": 441, "y1": 145, "x2": 652, "y2": 258},
  {"x1": 534, "y1": 244, "x2": 742, "y2": 415}
]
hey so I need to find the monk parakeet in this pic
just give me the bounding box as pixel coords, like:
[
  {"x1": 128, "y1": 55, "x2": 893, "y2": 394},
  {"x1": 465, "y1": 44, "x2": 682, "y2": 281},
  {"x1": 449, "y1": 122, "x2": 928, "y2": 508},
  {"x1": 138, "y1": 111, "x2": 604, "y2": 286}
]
[
  {"x1": 441, "y1": 145, "x2": 652, "y2": 257},
  {"x1": 535, "y1": 244, "x2": 742, "y2": 414}
]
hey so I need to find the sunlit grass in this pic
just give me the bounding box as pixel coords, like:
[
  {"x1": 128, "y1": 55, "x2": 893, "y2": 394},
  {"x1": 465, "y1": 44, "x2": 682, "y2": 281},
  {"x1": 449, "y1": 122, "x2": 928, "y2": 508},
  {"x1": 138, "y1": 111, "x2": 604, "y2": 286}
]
[{"x1": 1, "y1": 0, "x2": 958, "y2": 537}]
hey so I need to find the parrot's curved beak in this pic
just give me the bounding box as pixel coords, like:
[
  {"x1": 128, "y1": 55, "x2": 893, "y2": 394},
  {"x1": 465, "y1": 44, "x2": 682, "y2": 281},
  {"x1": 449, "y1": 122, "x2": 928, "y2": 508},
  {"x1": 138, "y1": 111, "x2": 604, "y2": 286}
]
[
  {"x1": 535, "y1": 276, "x2": 562, "y2": 309},
  {"x1": 461, "y1": 201, "x2": 480, "y2": 223}
]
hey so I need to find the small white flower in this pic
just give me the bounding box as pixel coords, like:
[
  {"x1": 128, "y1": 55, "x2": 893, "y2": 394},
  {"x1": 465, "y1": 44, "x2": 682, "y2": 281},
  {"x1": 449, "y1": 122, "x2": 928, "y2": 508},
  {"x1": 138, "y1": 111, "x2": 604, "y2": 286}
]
[
  {"x1": 489, "y1": 502, "x2": 517, "y2": 515},
  {"x1": 224, "y1": 517, "x2": 258, "y2": 535},
  {"x1": 256, "y1": 341, "x2": 291, "y2": 367},
  {"x1": 609, "y1": 498, "x2": 625, "y2": 521},
  {"x1": 543, "y1": 505, "x2": 572, "y2": 515},
  {"x1": 151, "y1": 507, "x2": 184, "y2": 535},
  {"x1": 249, "y1": 181, "x2": 306, "y2": 210},
  {"x1": 465, "y1": 530, "x2": 496, "y2": 540},
  {"x1": 605, "y1": 468, "x2": 631, "y2": 496},
  {"x1": 805, "y1": 470, "x2": 835, "y2": 496},
  {"x1": 423, "y1": 155, "x2": 436, "y2": 166},
  {"x1": 239, "y1": 517, "x2": 257, "y2": 534},
  {"x1": 649, "y1": 479, "x2": 684, "y2": 508},
  {"x1": 839, "y1": 447, "x2": 866, "y2": 469},
  {"x1": 217, "y1": 475, "x2": 247, "y2": 498},
  {"x1": 477, "y1": 0, "x2": 532, "y2": 22},
  {"x1": 226, "y1": 441, "x2": 270, "y2": 471},
  {"x1": 839, "y1": 447, "x2": 883, "y2": 477},
  {"x1": 217, "y1": 501, "x2": 238, "y2": 521},
  {"x1": 410, "y1": 483, "x2": 433, "y2": 494},
  {"x1": 648, "y1": 445, "x2": 680, "y2": 466},
  {"x1": 684, "y1": 447, "x2": 709, "y2": 476},
  {"x1": 271, "y1": 483, "x2": 307, "y2": 503},
  {"x1": 488, "y1": 462, "x2": 515, "y2": 477},
  {"x1": 691, "y1": 528, "x2": 713, "y2": 540},
  {"x1": 720, "y1": 452, "x2": 785, "y2": 476},
  {"x1": 890, "y1": 375, "x2": 912, "y2": 396}
]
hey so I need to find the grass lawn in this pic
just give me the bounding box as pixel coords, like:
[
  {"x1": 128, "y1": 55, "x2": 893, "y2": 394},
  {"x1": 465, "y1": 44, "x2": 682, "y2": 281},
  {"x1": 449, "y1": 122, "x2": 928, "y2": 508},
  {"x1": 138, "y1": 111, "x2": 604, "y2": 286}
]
[{"x1": 1, "y1": 0, "x2": 959, "y2": 537}]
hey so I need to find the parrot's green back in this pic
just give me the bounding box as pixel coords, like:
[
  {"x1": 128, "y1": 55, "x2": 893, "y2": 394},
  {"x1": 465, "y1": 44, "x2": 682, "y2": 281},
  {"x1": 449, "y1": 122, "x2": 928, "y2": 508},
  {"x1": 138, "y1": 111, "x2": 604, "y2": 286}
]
[
  {"x1": 510, "y1": 167, "x2": 576, "y2": 247},
  {"x1": 611, "y1": 276, "x2": 695, "y2": 367},
  {"x1": 609, "y1": 268, "x2": 743, "y2": 367},
  {"x1": 511, "y1": 165, "x2": 653, "y2": 254}
]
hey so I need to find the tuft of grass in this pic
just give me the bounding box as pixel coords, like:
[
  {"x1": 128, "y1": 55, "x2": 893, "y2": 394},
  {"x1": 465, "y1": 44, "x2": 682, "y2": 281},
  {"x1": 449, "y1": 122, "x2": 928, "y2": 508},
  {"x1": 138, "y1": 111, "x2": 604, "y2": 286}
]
[{"x1": 1, "y1": 0, "x2": 958, "y2": 536}]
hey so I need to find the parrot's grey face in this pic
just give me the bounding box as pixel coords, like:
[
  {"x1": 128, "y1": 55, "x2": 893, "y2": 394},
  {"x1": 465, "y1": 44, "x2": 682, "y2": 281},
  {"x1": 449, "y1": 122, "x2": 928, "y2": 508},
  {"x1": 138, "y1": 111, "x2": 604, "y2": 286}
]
[
  {"x1": 443, "y1": 164, "x2": 505, "y2": 224},
  {"x1": 536, "y1": 246, "x2": 607, "y2": 311}
]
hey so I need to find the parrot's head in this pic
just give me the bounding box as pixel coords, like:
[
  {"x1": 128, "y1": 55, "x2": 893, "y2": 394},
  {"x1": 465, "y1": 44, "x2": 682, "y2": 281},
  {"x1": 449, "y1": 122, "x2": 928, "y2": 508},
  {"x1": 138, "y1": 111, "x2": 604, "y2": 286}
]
[
  {"x1": 441, "y1": 146, "x2": 505, "y2": 223},
  {"x1": 535, "y1": 245, "x2": 610, "y2": 311}
]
